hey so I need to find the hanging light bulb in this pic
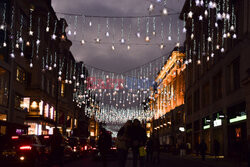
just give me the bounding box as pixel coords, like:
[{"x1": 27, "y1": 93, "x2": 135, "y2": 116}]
[
  {"x1": 188, "y1": 11, "x2": 193, "y2": 18},
  {"x1": 226, "y1": 14, "x2": 230, "y2": 20},
  {"x1": 81, "y1": 39, "x2": 85, "y2": 45},
  {"x1": 19, "y1": 37, "x2": 23, "y2": 43},
  {"x1": 152, "y1": 31, "x2": 156, "y2": 35},
  {"x1": 120, "y1": 38, "x2": 125, "y2": 44},
  {"x1": 191, "y1": 33, "x2": 194, "y2": 39},
  {"x1": 199, "y1": 15, "x2": 203, "y2": 21},
  {"x1": 106, "y1": 31, "x2": 110, "y2": 37},
  {"x1": 168, "y1": 36, "x2": 172, "y2": 41},
  {"x1": 227, "y1": 32, "x2": 231, "y2": 38},
  {"x1": 52, "y1": 34, "x2": 57, "y2": 40},
  {"x1": 223, "y1": 33, "x2": 227, "y2": 38},
  {"x1": 59, "y1": 71, "x2": 62, "y2": 75},
  {"x1": 221, "y1": 48, "x2": 225, "y2": 53},
  {"x1": 217, "y1": 13, "x2": 222, "y2": 20},
  {"x1": 80, "y1": 74, "x2": 84, "y2": 78},
  {"x1": 216, "y1": 45, "x2": 220, "y2": 50},
  {"x1": 230, "y1": 25, "x2": 235, "y2": 31},
  {"x1": 36, "y1": 39, "x2": 40, "y2": 45},
  {"x1": 188, "y1": 58, "x2": 192, "y2": 63},
  {"x1": 76, "y1": 82, "x2": 80, "y2": 86},
  {"x1": 162, "y1": 8, "x2": 168, "y2": 15},
  {"x1": 111, "y1": 45, "x2": 115, "y2": 50},
  {"x1": 127, "y1": 45, "x2": 131, "y2": 50},
  {"x1": 29, "y1": 30, "x2": 33, "y2": 36},
  {"x1": 182, "y1": 27, "x2": 187, "y2": 33},
  {"x1": 53, "y1": 63, "x2": 57, "y2": 68},
  {"x1": 0, "y1": 24, "x2": 4, "y2": 30},
  {"x1": 195, "y1": 0, "x2": 200, "y2": 6},
  {"x1": 207, "y1": 56, "x2": 210, "y2": 61},
  {"x1": 200, "y1": 0, "x2": 204, "y2": 6},
  {"x1": 95, "y1": 38, "x2": 101, "y2": 43},
  {"x1": 204, "y1": 10, "x2": 208, "y2": 17},
  {"x1": 20, "y1": 52, "x2": 24, "y2": 57},
  {"x1": 197, "y1": 60, "x2": 201, "y2": 64},
  {"x1": 208, "y1": 1, "x2": 213, "y2": 8},
  {"x1": 15, "y1": 43, "x2": 19, "y2": 49},
  {"x1": 160, "y1": 43, "x2": 164, "y2": 49},
  {"x1": 136, "y1": 32, "x2": 141, "y2": 38},
  {"x1": 65, "y1": 79, "x2": 68, "y2": 84},
  {"x1": 215, "y1": 22, "x2": 218, "y2": 28},
  {"x1": 89, "y1": 21, "x2": 92, "y2": 27},
  {"x1": 46, "y1": 26, "x2": 50, "y2": 32},
  {"x1": 26, "y1": 41, "x2": 30, "y2": 46},
  {"x1": 49, "y1": 66, "x2": 52, "y2": 70},
  {"x1": 208, "y1": 36, "x2": 212, "y2": 42},
  {"x1": 73, "y1": 31, "x2": 77, "y2": 36},
  {"x1": 145, "y1": 36, "x2": 150, "y2": 42},
  {"x1": 69, "y1": 80, "x2": 72, "y2": 84},
  {"x1": 58, "y1": 76, "x2": 62, "y2": 81},
  {"x1": 10, "y1": 53, "x2": 15, "y2": 58},
  {"x1": 233, "y1": 34, "x2": 237, "y2": 39},
  {"x1": 213, "y1": 2, "x2": 217, "y2": 8},
  {"x1": 176, "y1": 42, "x2": 180, "y2": 47},
  {"x1": 149, "y1": 4, "x2": 154, "y2": 12},
  {"x1": 30, "y1": 62, "x2": 33, "y2": 68},
  {"x1": 67, "y1": 30, "x2": 72, "y2": 35}
]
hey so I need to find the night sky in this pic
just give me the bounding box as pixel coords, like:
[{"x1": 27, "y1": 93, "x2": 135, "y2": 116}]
[{"x1": 52, "y1": 0, "x2": 186, "y2": 73}]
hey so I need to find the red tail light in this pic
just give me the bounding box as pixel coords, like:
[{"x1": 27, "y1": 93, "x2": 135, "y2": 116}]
[
  {"x1": 44, "y1": 136, "x2": 49, "y2": 139},
  {"x1": 11, "y1": 136, "x2": 19, "y2": 140},
  {"x1": 20, "y1": 145, "x2": 32, "y2": 150}
]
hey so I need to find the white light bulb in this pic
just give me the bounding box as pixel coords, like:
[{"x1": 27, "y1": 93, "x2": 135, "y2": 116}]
[
  {"x1": 199, "y1": 15, "x2": 203, "y2": 21},
  {"x1": 53, "y1": 63, "x2": 57, "y2": 68},
  {"x1": 208, "y1": 1, "x2": 213, "y2": 8},
  {"x1": 20, "y1": 52, "x2": 24, "y2": 57},
  {"x1": 112, "y1": 45, "x2": 115, "y2": 50},
  {"x1": 223, "y1": 33, "x2": 227, "y2": 38},
  {"x1": 80, "y1": 74, "x2": 84, "y2": 78},
  {"x1": 188, "y1": 59, "x2": 192, "y2": 63},
  {"x1": 106, "y1": 31, "x2": 110, "y2": 37},
  {"x1": 45, "y1": 65, "x2": 48, "y2": 69},
  {"x1": 76, "y1": 82, "x2": 80, "y2": 86},
  {"x1": 19, "y1": 37, "x2": 23, "y2": 43},
  {"x1": 176, "y1": 42, "x2": 180, "y2": 47},
  {"x1": 145, "y1": 36, "x2": 150, "y2": 42},
  {"x1": 221, "y1": 48, "x2": 225, "y2": 53},
  {"x1": 152, "y1": 31, "x2": 156, "y2": 35},
  {"x1": 30, "y1": 63, "x2": 33, "y2": 68},
  {"x1": 200, "y1": 0, "x2": 204, "y2": 6},
  {"x1": 121, "y1": 38, "x2": 125, "y2": 44},
  {"x1": 197, "y1": 60, "x2": 201, "y2": 64},
  {"x1": 227, "y1": 32, "x2": 231, "y2": 37},
  {"x1": 89, "y1": 21, "x2": 92, "y2": 27},
  {"x1": 52, "y1": 34, "x2": 56, "y2": 40},
  {"x1": 36, "y1": 39, "x2": 40, "y2": 45},
  {"x1": 58, "y1": 76, "x2": 62, "y2": 81},
  {"x1": 10, "y1": 53, "x2": 15, "y2": 58},
  {"x1": 49, "y1": 66, "x2": 52, "y2": 70},
  {"x1": 217, "y1": 13, "x2": 222, "y2": 20},
  {"x1": 208, "y1": 36, "x2": 212, "y2": 42},
  {"x1": 230, "y1": 25, "x2": 235, "y2": 31},
  {"x1": 65, "y1": 79, "x2": 68, "y2": 84},
  {"x1": 215, "y1": 22, "x2": 218, "y2": 28},
  {"x1": 195, "y1": 0, "x2": 200, "y2": 6},
  {"x1": 168, "y1": 36, "x2": 172, "y2": 41},
  {"x1": 207, "y1": 56, "x2": 210, "y2": 61},
  {"x1": 73, "y1": 76, "x2": 76, "y2": 80},
  {"x1": 233, "y1": 34, "x2": 237, "y2": 39},
  {"x1": 211, "y1": 53, "x2": 214, "y2": 58},
  {"x1": 73, "y1": 31, "x2": 77, "y2": 36},
  {"x1": 67, "y1": 30, "x2": 72, "y2": 35},
  {"x1": 162, "y1": 8, "x2": 168, "y2": 15},
  {"x1": 81, "y1": 40, "x2": 85, "y2": 45},
  {"x1": 46, "y1": 26, "x2": 49, "y2": 32},
  {"x1": 0, "y1": 24, "x2": 4, "y2": 30},
  {"x1": 191, "y1": 33, "x2": 194, "y2": 39},
  {"x1": 59, "y1": 71, "x2": 62, "y2": 75},
  {"x1": 204, "y1": 10, "x2": 208, "y2": 17},
  {"x1": 29, "y1": 30, "x2": 33, "y2": 36},
  {"x1": 136, "y1": 32, "x2": 141, "y2": 38},
  {"x1": 182, "y1": 27, "x2": 187, "y2": 33},
  {"x1": 69, "y1": 80, "x2": 72, "y2": 84},
  {"x1": 15, "y1": 43, "x2": 19, "y2": 49},
  {"x1": 226, "y1": 14, "x2": 230, "y2": 20},
  {"x1": 188, "y1": 11, "x2": 193, "y2": 18},
  {"x1": 216, "y1": 45, "x2": 220, "y2": 49},
  {"x1": 213, "y1": 2, "x2": 217, "y2": 8},
  {"x1": 149, "y1": 4, "x2": 154, "y2": 12},
  {"x1": 95, "y1": 38, "x2": 100, "y2": 43}
]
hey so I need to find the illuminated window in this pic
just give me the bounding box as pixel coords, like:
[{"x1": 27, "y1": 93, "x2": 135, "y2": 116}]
[
  {"x1": 39, "y1": 101, "x2": 43, "y2": 115},
  {"x1": 90, "y1": 131, "x2": 95, "y2": 137},
  {"x1": 20, "y1": 97, "x2": 30, "y2": 112},
  {"x1": 0, "y1": 113, "x2": 7, "y2": 121},
  {"x1": 0, "y1": 67, "x2": 9, "y2": 107},
  {"x1": 16, "y1": 66, "x2": 26, "y2": 83},
  {"x1": 44, "y1": 104, "x2": 49, "y2": 118},
  {"x1": 61, "y1": 82, "x2": 65, "y2": 97},
  {"x1": 50, "y1": 107, "x2": 54, "y2": 120},
  {"x1": 26, "y1": 123, "x2": 42, "y2": 135}
]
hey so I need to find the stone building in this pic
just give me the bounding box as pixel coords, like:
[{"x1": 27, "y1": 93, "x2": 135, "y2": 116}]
[{"x1": 180, "y1": 0, "x2": 250, "y2": 158}]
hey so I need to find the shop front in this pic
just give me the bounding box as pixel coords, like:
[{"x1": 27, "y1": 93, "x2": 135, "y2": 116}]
[{"x1": 212, "y1": 112, "x2": 224, "y2": 155}]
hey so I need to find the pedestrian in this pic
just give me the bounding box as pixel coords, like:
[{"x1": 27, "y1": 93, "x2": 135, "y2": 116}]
[
  {"x1": 49, "y1": 128, "x2": 64, "y2": 167},
  {"x1": 179, "y1": 142, "x2": 186, "y2": 157},
  {"x1": 146, "y1": 137, "x2": 153, "y2": 162},
  {"x1": 130, "y1": 119, "x2": 147, "y2": 167},
  {"x1": 152, "y1": 135, "x2": 160, "y2": 165},
  {"x1": 98, "y1": 128, "x2": 112, "y2": 167},
  {"x1": 213, "y1": 139, "x2": 220, "y2": 159},
  {"x1": 199, "y1": 139, "x2": 207, "y2": 161},
  {"x1": 117, "y1": 120, "x2": 132, "y2": 167}
]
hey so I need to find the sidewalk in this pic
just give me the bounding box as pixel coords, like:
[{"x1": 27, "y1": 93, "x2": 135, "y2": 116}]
[{"x1": 164, "y1": 153, "x2": 248, "y2": 167}]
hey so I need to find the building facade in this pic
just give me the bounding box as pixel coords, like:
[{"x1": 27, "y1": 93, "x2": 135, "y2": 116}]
[
  {"x1": 149, "y1": 48, "x2": 186, "y2": 146},
  {"x1": 180, "y1": 0, "x2": 250, "y2": 158}
]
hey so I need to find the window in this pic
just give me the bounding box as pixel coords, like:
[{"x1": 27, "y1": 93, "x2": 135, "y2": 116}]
[
  {"x1": 44, "y1": 104, "x2": 49, "y2": 118},
  {"x1": 213, "y1": 71, "x2": 222, "y2": 101},
  {"x1": 0, "y1": 67, "x2": 9, "y2": 107},
  {"x1": 61, "y1": 82, "x2": 65, "y2": 97},
  {"x1": 227, "y1": 57, "x2": 240, "y2": 93},
  {"x1": 194, "y1": 89, "x2": 200, "y2": 112},
  {"x1": 16, "y1": 66, "x2": 26, "y2": 83},
  {"x1": 15, "y1": 94, "x2": 23, "y2": 110},
  {"x1": 202, "y1": 82, "x2": 210, "y2": 107}
]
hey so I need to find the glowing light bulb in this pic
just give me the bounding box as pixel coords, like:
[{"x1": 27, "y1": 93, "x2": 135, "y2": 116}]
[
  {"x1": 69, "y1": 80, "x2": 72, "y2": 84},
  {"x1": 233, "y1": 34, "x2": 237, "y2": 39},
  {"x1": 20, "y1": 52, "x2": 24, "y2": 57},
  {"x1": 188, "y1": 59, "x2": 192, "y2": 63},
  {"x1": 127, "y1": 45, "x2": 130, "y2": 50},
  {"x1": 53, "y1": 63, "x2": 57, "y2": 68},
  {"x1": 213, "y1": 2, "x2": 217, "y2": 8},
  {"x1": 211, "y1": 53, "x2": 214, "y2": 58},
  {"x1": 19, "y1": 37, "x2": 23, "y2": 43},
  {"x1": 176, "y1": 42, "x2": 180, "y2": 47},
  {"x1": 29, "y1": 30, "x2": 33, "y2": 36},
  {"x1": 36, "y1": 39, "x2": 40, "y2": 45},
  {"x1": 26, "y1": 41, "x2": 30, "y2": 46},
  {"x1": 195, "y1": 0, "x2": 200, "y2": 6},
  {"x1": 227, "y1": 32, "x2": 231, "y2": 38},
  {"x1": 59, "y1": 71, "x2": 62, "y2": 75},
  {"x1": 81, "y1": 40, "x2": 85, "y2": 45},
  {"x1": 10, "y1": 53, "x2": 15, "y2": 58},
  {"x1": 191, "y1": 33, "x2": 194, "y2": 39},
  {"x1": 221, "y1": 48, "x2": 225, "y2": 53},
  {"x1": 95, "y1": 38, "x2": 100, "y2": 43},
  {"x1": 15, "y1": 43, "x2": 19, "y2": 49},
  {"x1": 112, "y1": 45, "x2": 115, "y2": 50},
  {"x1": 216, "y1": 45, "x2": 220, "y2": 50},
  {"x1": 200, "y1": 0, "x2": 204, "y2": 6},
  {"x1": 80, "y1": 74, "x2": 84, "y2": 78},
  {"x1": 217, "y1": 13, "x2": 222, "y2": 20},
  {"x1": 149, "y1": 4, "x2": 154, "y2": 12},
  {"x1": 89, "y1": 21, "x2": 92, "y2": 27},
  {"x1": 223, "y1": 33, "x2": 227, "y2": 38},
  {"x1": 226, "y1": 14, "x2": 230, "y2": 20},
  {"x1": 30, "y1": 63, "x2": 33, "y2": 68},
  {"x1": 152, "y1": 31, "x2": 156, "y2": 35},
  {"x1": 121, "y1": 38, "x2": 125, "y2": 44},
  {"x1": 197, "y1": 60, "x2": 201, "y2": 64},
  {"x1": 136, "y1": 32, "x2": 141, "y2": 38},
  {"x1": 199, "y1": 15, "x2": 203, "y2": 21},
  {"x1": 215, "y1": 22, "x2": 218, "y2": 28},
  {"x1": 183, "y1": 27, "x2": 187, "y2": 33},
  {"x1": 0, "y1": 24, "x2": 4, "y2": 30},
  {"x1": 67, "y1": 30, "x2": 72, "y2": 35},
  {"x1": 145, "y1": 36, "x2": 150, "y2": 42},
  {"x1": 65, "y1": 79, "x2": 68, "y2": 84},
  {"x1": 106, "y1": 31, "x2": 110, "y2": 37},
  {"x1": 208, "y1": 1, "x2": 213, "y2": 8},
  {"x1": 160, "y1": 43, "x2": 164, "y2": 49},
  {"x1": 52, "y1": 34, "x2": 56, "y2": 40},
  {"x1": 162, "y1": 8, "x2": 168, "y2": 15},
  {"x1": 58, "y1": 76, "x2": 62, "y2": 81},
  {"x1": 168, "y1": 36, "x2": 172, "y2": 41},
  {"x1": 73, "y1": 31, "x2": 77, "y2": 36},
  {"x1": 230, "y1": 25, "x2": 235, "y2": 31},
  {"x1": 46, "y1": 26, "x2": 49, "y2": 32},
  {"x1": 208, "y1": 37, "x2": 212, "y2": 42},
  {"x1": 188, "y1": 11, "x2": 193, "y2": 18},
  {"x1": 207, "y1": 56, "x2": 210, "y2": 61},
  {"x1": 204, "y1": 10, "x2": 208, "y2": 17}
]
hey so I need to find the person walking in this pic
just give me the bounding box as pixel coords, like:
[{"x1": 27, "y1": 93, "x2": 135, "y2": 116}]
[
  {"x1": 200, "y1": 140, "x2": 207, "y2": 161},
  {"x1": 49, "y1": 128, "x2": 64, "y2": 167},
  {"x1": 130, "y1": 119, "x2": 147, "y2": 167},
  {"x1": 98, "y1": 128, "x2": 112, "y2": 167},
  {"x1": 117, "y1": 120, "x2": 132, "y2": 167},
  {"x1": 152, "y1": 135, "x2": 160, "y2": 165}
]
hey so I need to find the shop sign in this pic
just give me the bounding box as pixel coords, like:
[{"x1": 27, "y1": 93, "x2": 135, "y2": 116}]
[
  {"x1": 179, "y1": 127, "x2": 185, "y2": 132},
  {"x1": 203, "y1": 125, "x2": 210, "y2": 130},
  {"x1": 229, "y1": 115, "x2": 247, "y2": 123},
  {"x1": 213, "y1": 119, "x2": 222, "y2": 127}
]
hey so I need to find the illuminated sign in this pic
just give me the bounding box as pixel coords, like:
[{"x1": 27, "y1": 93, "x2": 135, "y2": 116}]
[
  {"x1": 203, "y1": 125, "x2": 210, "y2": 130},
  {"x1": 213, "y1": 119, "x2": 222, "y2": 127},
  {"x1": 229, "y1": 115, "x2": 247, "y2": 123},
  {"x1": 179, "y1": 127, "x2": 185, "y2": 132}
]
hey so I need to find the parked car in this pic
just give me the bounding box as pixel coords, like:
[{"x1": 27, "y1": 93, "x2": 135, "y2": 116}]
[{"x1": 0, "y1": 135, "x2": 47, "y2": 167}]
